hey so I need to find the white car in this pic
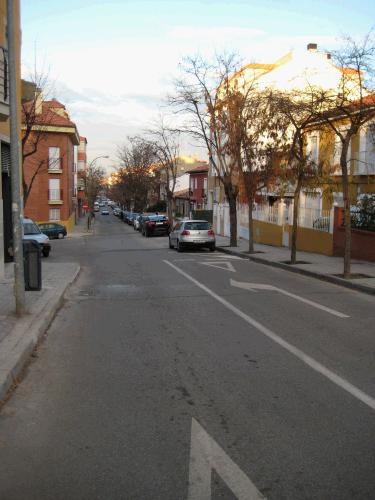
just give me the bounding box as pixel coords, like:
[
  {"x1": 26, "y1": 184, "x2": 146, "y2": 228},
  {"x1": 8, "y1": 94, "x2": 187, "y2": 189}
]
[
  {"x1": 22, "y1": 217, "x2": 51, "y2": 257},
  {"x1": 169, "y1": 220, "x2": 215, "y2": 252}
]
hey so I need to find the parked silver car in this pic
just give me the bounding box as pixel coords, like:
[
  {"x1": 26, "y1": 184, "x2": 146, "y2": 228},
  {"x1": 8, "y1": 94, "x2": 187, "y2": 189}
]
[{"x1": 169, "y1": 220, "x2": 215, "y2": 252}]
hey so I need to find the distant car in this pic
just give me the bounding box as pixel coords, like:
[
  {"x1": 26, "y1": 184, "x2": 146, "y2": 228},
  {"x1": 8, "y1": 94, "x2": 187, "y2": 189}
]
[
  {"x1": 38, "y1": 222, "x2": 67, "y2": 239},
  {"x1": 22, "y1": 217, "x2": 51, "y2": 257},
  {"x1": 101, "y1": 208, "x2": 109, "y2": 215},
  {"x1": 113, "y1": 208, "x2": 121, "y2": 216},
  {"x1": 137, "y1": 213, "x2": 154, "y2": 232},
  {"x1": 169, "y1": 220, "x2": 215, "y2": 252},
  {"x1": 141, "y1": 215, "x2": 170, "y2": 237},
  {"x1": 94, "y1": 205, "x2": 100, "y2": 212}
]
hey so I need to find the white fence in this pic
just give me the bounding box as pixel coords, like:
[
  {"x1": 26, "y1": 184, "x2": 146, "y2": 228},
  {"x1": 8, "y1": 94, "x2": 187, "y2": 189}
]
[
  {"x1": 216, "y1": 202, "x2": 333, "y2": 235},
  {"x1": 297, "y1": 207, "x2": 332, "y2": 232}
]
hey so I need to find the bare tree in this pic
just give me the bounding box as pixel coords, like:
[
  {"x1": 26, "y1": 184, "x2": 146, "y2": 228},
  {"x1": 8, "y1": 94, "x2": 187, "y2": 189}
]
[
  {"x1": 21, "y1": 70, "x2": 54, "y2": 206},
  {"x1": 147, "y1": 116, "x2": 180, "y2": 223},
  {"x1": 171, "y1": 54, "x2": 243, "y2": 246},
  {"x1": 116, "y1": 136, "x2": 156, "y2": 211},
  {"x1": 274, "y1": 89, "x2": 331, "y2": 264},
  {"x1": 222, "y1": 87, "x2": 289, "y2": 253},
  {"x1": 83, "y1": 163, "x2": 105, "y2": 209},
  {"x1": 313, "y1": 32, "x2": 375, "y2": 277}
]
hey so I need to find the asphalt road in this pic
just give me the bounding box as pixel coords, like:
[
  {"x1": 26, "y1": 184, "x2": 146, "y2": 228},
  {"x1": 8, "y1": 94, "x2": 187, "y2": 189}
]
[{"x1": 1, "y1": 212, "x2": 375, "y2": 499}]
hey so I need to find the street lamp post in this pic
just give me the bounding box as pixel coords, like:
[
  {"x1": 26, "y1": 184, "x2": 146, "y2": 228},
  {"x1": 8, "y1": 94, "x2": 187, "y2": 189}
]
[{"x1": 85, "y1": 155, "x2": 108, "y2": 230}]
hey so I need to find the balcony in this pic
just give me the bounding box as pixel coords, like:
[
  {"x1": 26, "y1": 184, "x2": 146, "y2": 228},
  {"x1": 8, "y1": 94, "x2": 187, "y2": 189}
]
[
  {"x1": 48, "y1": 189, "x2": 63, "y2": 204},
  {"x1": 48, "y1": 158, "x2": 63, "y2": 173},
  {"x1": 0, "y1": 47, "x2": 9, "y2": 121}
]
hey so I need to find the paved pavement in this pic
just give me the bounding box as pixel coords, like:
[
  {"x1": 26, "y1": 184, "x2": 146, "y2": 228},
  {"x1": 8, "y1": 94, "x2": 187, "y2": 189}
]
[
  {"x1": 0, "y1": 212, "x2": 374, "y2": 499},
  {"x1": 0, "y1": 223, "x2": 83, "y2": 401},
  {"x1": 216, "y1": 235, "x2": 375, "y2": 294}
]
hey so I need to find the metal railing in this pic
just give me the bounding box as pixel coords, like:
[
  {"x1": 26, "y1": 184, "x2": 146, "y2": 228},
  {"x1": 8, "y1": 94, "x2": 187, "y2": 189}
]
[
  {"x1": 48, "y1": 157, "x2": 62, "y2": 171},
  {"x1": 0, "y1": 47, "x2": 9, "y2": 105}
]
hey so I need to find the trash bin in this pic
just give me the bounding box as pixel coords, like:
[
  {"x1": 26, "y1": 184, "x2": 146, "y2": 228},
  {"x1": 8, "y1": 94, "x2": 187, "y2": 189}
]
[{"x1": 23, "y1": 239, "x2": 42, "y2": 291}]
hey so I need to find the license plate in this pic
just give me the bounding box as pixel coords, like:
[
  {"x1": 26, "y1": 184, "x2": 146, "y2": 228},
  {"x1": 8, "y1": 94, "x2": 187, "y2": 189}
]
[
  {"x1": 193, "y1": 240, "x2": 206, "y2": 243},
  {"x1": 156, "y1": 222, "x2": 163, "y2": 225}
]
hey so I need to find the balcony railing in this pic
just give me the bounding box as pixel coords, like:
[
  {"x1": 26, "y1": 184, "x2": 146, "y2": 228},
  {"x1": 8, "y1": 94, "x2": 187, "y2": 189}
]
[
  {"x1": 48, "y1": 189, "x2": 63, "y2": 203},
  {"x1": 0, "y1": 47, "x2": 9, "y2": 120},
  {"x1": 48, "y1": 158, "x2": 62, "y2": 171}
]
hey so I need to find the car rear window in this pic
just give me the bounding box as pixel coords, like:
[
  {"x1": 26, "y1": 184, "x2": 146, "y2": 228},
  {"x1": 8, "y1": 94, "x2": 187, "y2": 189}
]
[
  {"x1": 184, "y1": 222, "x2": 210, "y2": 230},
  {"x1": 148, "y1": 215, "x2": 167, "y2": 221}
]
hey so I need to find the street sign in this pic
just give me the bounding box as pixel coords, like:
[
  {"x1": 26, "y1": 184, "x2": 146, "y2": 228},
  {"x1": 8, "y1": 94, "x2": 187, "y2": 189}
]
[{"x1": 82, "y1": 204, "x2": 89, "y2": 209}]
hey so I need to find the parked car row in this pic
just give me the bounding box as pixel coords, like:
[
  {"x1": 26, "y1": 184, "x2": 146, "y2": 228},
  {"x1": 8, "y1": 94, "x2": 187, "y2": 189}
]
[{"x1": 113, "y1": 208, "x2": 216, "y2": 252}]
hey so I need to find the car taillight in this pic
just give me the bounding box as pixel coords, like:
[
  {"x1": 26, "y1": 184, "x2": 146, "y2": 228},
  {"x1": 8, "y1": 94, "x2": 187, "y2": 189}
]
[
  {"x1": 147, "y1": 221, "x2": 155, "y2": 225},
  {"x1": 181, "y1": 230, "x2": 190, "y2": 236},
  {"x1": 208, "y1": 229, "x2": 215, "y2": 236},
  {"x1": 163, "y1": 219, "x2": 170, "y2": 225}
]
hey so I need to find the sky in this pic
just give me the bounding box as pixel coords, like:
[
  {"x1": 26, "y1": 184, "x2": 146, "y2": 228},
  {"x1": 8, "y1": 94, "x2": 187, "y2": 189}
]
[{"x1": 21, "y1": 0, "x2": 375, "y2": 171}]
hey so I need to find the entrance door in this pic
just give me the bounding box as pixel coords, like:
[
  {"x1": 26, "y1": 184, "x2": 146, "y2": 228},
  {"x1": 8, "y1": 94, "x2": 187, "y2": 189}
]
[{"x1": 1, "y1": 143, "x2": 12, "y2": 262}]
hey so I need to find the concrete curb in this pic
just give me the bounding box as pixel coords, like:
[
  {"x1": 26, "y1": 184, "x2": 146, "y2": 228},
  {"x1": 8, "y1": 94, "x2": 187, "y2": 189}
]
[
  {"x1": 0, "y1": 265, "x2": 80, "y2": 402},
  {"x1": 217, "y1": 247, "x2": 375, "y2": 296}
]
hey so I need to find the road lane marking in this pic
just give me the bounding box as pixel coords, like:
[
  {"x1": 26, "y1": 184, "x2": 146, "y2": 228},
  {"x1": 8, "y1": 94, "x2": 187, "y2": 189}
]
[
  {"x1": 200, "y1": 261, "x2": 236, "y2": 272},
  {"x1": 188, "y1": 418, "x2": 265, "y2": 500},
  {"x1": 164, "y1": 260, "x2": 375, "y2": 412},
  {"x1": 203, "y1": 254, "x2": 243, "y2": 260},
  {"x1": 230, "y1": 279, "x2": 349, "y2": 318}
]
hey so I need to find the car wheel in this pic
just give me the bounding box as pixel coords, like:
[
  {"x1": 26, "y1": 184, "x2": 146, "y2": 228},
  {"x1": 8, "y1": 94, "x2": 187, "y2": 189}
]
[
  {"x1": 42, "y1": 248, "x2": 50, "y2": 258},
  {"x1": 169, "y1": 237, "x2": 174, "y2": 249},
  {"x1": 58, "y1": 232, "x2": 64, "y2": 239},
  {"x1": 177, "y1": 240, "x2": 184, "y2": 252},
  {"x1": 209, "y1": 244, "x2": 215, "y2": 252}
]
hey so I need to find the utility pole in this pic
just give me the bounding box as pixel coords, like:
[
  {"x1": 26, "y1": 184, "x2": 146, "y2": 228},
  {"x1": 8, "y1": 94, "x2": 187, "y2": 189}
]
[{"x1": 7, "y1": 0, "x2": 25, "y2": 316}]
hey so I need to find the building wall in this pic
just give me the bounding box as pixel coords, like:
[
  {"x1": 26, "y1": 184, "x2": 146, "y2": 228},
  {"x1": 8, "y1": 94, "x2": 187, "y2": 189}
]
[
  {"x1": 0, "y1": 0, "x2": 21, "y2": 275},
  {"x1": 23, "y1": 132, "x2": 75, "y2": 225},
  {"x1": 190, "y1": 172, "x2": 208, "y2": 208}
]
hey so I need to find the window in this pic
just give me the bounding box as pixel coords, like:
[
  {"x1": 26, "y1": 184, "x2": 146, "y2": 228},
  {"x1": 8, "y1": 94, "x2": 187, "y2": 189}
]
[
  {"x1": 307, "y1": 134, "x2": 319, "y2": 165},
  {"x1": 49, "y1": 178, "x2": 60, "y2": 200},
  {"x1": 204, "y1": 178, "x2": 207, "y2": 190},
  {"x1": 49, "y1": 147, "x2": 60, "y2": 170},
  {"x1": 49, "y1": 208, "x2": 60, "y2": 221},
  {"x1": 184, "y1": 222, "x2": 210, "y2": 230}
]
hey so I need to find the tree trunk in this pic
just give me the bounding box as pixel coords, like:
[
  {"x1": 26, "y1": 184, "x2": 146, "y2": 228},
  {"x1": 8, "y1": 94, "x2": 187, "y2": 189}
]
[
  {"x1": 341, "y1": 147, "x2": 351, "y2": 278},
  {"x1": 228, "y1": 195, "x2": 237, "y2": 246},
  {"x1": 166, "y1": 191, "x2": 174, "y2": 224},
  {"x1": 290, "y1": 176, "x2": 302, "y2": 265},
  {"x1": 247, "y1": 194, "x2": 254, "y2": 253}
]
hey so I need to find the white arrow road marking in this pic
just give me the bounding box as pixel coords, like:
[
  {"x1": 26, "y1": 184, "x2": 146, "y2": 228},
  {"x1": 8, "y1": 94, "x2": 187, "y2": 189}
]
[
  {"x1": 205, "y1": 254, "x2": 243, "y2": 260},
  {"x1": 164, "y1": 260, "x2": 375, "y2": 412},
  {"x1": 188, "y1": 418, "x2": 265, "y2": 500},
  {"x1": 230, "y1": 280, "x2": 349, "y2": 319},
  {"x1": 200, "y1": 261, "x2": 236, "y2": 272}
]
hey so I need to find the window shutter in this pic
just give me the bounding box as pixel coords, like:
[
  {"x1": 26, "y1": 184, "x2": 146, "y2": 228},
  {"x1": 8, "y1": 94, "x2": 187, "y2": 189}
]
[{"x1": 1, "y1": 142, "x2": 11, "y2": 174}]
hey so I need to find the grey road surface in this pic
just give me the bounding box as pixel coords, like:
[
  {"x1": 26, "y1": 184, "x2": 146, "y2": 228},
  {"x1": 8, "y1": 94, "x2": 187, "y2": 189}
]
[{"x1": 0, "y1": 212, "x2": 374, "y2": 499}]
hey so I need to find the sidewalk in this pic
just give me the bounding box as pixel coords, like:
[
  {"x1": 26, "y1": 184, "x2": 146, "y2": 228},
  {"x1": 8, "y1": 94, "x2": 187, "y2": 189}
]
[
  {"x1": 0, "y1": 259, "x2": 80, "y2": 402},
  {"x1": 216, "y1": 236, "x2": 375, "y2": 295}
]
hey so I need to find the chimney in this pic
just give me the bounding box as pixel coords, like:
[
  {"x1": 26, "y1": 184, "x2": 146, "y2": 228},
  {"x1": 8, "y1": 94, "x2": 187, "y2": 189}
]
[
  {"x1": 326, "y1": 52, "x2": 332, "y2": 60},
  {"x1": 307, "y1": 43, "x2": 318, "y2": 52},
  {"x1": 34, "y1": 90, "x2": 43, "y2": 115}
]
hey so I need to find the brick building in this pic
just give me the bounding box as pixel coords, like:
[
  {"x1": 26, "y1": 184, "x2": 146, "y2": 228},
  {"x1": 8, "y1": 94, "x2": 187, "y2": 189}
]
[{"x1": 22, "y1": 97, "x2": 80, "y2": 231}]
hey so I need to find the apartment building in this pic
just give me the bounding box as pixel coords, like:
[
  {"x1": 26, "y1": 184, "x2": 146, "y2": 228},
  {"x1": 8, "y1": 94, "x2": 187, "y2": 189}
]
[{"x1": 22, "y1": 97, "x2": 80, "y2": 231}]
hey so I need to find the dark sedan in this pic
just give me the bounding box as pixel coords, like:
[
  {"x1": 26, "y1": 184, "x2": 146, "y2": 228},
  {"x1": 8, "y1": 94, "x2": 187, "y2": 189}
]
[
  {"x1": 141, "y1": 215, "x2": 170, "y2": 237},
  {"x1": 38, "y1": 222, "x2": 67, "y2": 239}
]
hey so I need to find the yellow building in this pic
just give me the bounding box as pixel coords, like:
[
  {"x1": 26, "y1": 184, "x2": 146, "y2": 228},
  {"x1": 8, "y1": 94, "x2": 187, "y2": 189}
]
[
  {"x1": 0, "y1": 0, "x2": 21, "y2": 277},
  {"x1": 208, "y1": 43, "x2": 375, "y2": 253}
]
